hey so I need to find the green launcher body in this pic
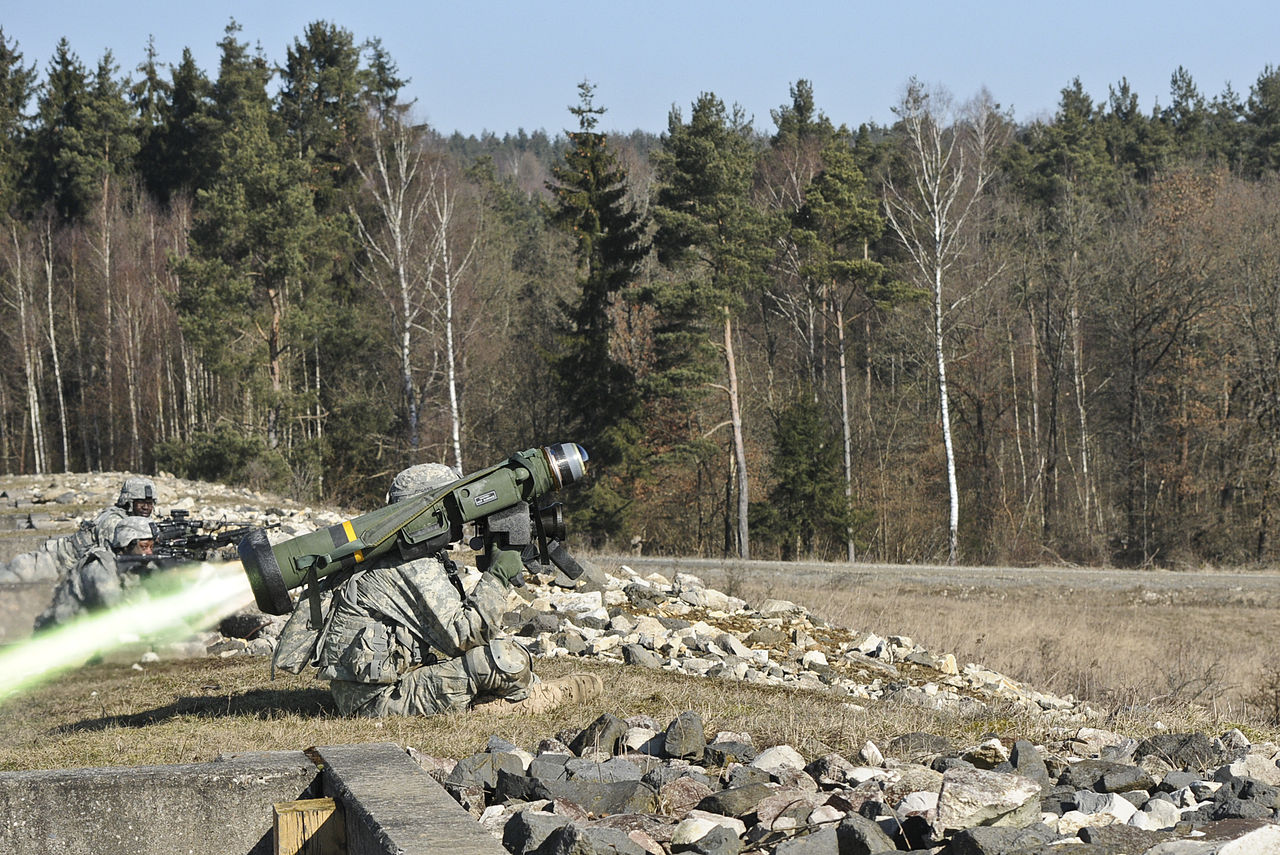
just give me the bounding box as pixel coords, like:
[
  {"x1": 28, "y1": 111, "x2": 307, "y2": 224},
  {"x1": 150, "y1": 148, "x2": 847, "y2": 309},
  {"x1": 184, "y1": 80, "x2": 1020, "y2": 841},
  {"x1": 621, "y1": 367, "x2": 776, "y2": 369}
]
[{"x1": 239, "y1": 444, "x2": 588, "y2": 615}]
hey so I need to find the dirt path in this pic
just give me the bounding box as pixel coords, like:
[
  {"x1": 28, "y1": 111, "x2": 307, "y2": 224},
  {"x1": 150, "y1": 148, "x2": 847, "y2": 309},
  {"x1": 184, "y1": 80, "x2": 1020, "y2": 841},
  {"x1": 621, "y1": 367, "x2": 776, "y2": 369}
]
[{"x1": 597, "y1": 553, "x2": 1280, "y2": 599}]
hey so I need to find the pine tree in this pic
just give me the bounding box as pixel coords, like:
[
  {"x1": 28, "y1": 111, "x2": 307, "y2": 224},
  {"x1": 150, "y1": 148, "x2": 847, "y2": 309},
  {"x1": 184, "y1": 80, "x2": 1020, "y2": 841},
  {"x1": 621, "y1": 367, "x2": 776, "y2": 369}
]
[
  {"x1": 138, "y1": 48, "x2": 216, "y2": 204},
  {"x1": 176, "y1": 21, "x2": 318, "y2": 454},
  {"x1": 756, "y1": 396, "x2": 854, "y2": 560},
  {"x1": 545, "y1": 81, "x2": 649, "y2": 540},
  {"x1": 27, "y1": 39, "x2": 90, "y2": 220},
  {"x1": 651, "y1": 92, "x2": 770, "y2": 557},
  {"x1": 0, "y1": 28, "x2": 36, "y2": 217},
  {"x1": 278, "y1": 20, "x2": 364, "y2": 214}
]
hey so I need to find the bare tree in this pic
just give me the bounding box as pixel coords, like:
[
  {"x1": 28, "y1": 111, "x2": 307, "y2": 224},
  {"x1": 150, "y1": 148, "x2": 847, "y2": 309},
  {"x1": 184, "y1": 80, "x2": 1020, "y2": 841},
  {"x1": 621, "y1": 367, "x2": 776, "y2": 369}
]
[
  {"x1": 425, "y1": 170, "x2": 479, "y2": 473},
  {"x1": 353, "y1": 111, "x2": 439, "y2": 457},
  {"x1": 3, "y1": 223, "x2": 48, "y2": 473},
  {"x1": 37, "y1": 217, "x2": 70, "y2": 471},
  {"x1": 883, "y1": 80, "x2": 1005, "y2": 564},
  {"x1": 354, "y1": 112, "x2": 477, "y2": 472}
]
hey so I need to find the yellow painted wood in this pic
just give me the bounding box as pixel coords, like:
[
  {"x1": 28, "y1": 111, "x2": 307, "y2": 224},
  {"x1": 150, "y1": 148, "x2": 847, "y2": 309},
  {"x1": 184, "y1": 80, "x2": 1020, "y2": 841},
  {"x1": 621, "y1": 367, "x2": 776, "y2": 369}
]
[{"x1": 273, "y1": 797, "x2": 346, "y2": 855}]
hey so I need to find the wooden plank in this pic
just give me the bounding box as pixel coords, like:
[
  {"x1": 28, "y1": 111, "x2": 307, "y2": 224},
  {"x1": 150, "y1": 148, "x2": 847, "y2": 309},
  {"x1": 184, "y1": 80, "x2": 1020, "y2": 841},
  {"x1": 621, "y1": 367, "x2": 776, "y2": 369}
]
[{"x1": 273, "y1": 797, "x2": 346, "y2": 855}]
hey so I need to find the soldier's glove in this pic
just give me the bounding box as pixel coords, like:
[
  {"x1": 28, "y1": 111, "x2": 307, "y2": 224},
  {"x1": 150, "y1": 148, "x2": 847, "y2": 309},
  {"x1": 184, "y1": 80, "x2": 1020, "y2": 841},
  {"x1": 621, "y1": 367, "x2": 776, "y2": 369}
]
[{"x1": 485, "y1": 547, "x2": 525, "y2": 588}]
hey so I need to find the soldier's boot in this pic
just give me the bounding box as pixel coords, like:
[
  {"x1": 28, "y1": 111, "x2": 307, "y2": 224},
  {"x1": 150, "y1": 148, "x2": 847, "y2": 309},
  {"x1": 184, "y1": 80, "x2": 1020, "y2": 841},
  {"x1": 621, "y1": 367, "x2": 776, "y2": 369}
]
[{"x1": 474, "y1": 673, "x2": 602, "y2": 714}]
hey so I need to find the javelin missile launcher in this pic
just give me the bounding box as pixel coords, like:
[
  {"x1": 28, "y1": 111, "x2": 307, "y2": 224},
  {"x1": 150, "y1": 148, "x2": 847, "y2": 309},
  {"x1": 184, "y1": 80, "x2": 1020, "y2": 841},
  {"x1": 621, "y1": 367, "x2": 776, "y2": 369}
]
[{"x1": 238, "y1": 443, "x2": 589, "y2": 614}]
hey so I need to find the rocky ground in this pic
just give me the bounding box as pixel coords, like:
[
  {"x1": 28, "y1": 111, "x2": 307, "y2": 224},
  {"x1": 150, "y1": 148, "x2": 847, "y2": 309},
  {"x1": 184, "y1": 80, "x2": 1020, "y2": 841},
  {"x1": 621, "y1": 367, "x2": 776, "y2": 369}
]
[{"x1": 2, "y1": 471, "x2": 1278, "y2": 854}]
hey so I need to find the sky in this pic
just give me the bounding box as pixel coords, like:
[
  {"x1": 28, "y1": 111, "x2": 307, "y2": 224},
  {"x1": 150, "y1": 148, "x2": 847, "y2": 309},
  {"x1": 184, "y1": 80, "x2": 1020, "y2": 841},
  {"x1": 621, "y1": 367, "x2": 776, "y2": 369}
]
[{"x1": 4, "y1": 1, "x2": 1278, "y2": 137}]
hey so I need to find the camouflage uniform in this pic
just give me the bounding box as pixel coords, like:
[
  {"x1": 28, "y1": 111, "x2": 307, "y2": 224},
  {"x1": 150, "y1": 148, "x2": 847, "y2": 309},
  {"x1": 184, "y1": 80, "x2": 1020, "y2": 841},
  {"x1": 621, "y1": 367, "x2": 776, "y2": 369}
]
[
  {"x1": 278, "y1": 463, "x2": 537, "y2": 717},
  {"x1": 92, "y1": 476, "x2": 158, "y2": 550},
  {"x1": 34, "y1": 516, "x2": 155, "y2": 630},
  {"x1": 0, "y1": 476, "x2": 158, "y2": 584},
  {"x1": 318, "y1": 555, "x2": 534, "y2": 716}
]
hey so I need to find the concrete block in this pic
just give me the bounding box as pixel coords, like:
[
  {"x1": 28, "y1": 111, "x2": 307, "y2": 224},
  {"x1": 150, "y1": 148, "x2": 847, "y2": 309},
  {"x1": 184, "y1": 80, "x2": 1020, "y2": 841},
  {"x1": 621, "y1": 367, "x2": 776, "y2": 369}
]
[
  {"x1": 314, "y1": 742, "x2": 507, "y2": 855},
  {"x1": 0, "y1": 749, "x2": 318, "y2": 855}
]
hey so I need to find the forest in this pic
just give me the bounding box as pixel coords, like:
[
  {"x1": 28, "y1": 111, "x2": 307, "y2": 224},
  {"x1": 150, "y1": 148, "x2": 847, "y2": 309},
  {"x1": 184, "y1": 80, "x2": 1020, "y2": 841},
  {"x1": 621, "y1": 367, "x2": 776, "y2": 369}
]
[{"x1": 2, "y1": 20, "x2": 1280, "y2": 569}]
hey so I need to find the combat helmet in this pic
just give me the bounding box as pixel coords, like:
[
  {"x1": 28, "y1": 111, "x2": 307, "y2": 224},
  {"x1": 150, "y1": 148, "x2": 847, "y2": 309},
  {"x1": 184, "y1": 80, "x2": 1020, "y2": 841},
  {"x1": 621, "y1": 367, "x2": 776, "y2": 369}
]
[
  {"x1": 116, "y1": 477, "x2": 158, "y2": 515},
  {"x1": 387, "y1": 463, "x2": 460, "y2": 504},
  {"x1": 112, "y1": 516, "x2": 156, "y2": 551}
]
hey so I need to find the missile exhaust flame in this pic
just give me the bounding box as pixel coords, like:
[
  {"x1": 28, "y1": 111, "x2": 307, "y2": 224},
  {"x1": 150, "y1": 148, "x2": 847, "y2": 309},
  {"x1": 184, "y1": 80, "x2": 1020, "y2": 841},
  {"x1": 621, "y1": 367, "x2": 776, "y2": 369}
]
[{"x1": 0, "y1": 561, "x2": 255, "y2": 703}]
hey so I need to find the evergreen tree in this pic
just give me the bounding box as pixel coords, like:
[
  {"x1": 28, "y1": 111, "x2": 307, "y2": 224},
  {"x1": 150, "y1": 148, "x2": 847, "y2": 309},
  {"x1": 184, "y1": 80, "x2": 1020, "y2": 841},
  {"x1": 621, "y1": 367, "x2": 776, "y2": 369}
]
[
  {"x1": 650, "y1": 94, "x2": 764, "y2": 396},
  {"x1": 753, "y1": 396, "x2": 853, "y2": 560},
  {"x1": 81, "y1": 51, "x2": 140, "y2": 201},
  {"x1": 27, "y1": 39, "x2": 90, "y2": 220},
  {"x1": 0, "y1": 29, "x2": 36, "y2": 217},
  {"x1": 360, "y1": 37, "x2": 408, "y2": 120},
  {"x1": 1207, "y1": 83, "x2": 1247, "y2": 172},
  {"x1": 1244, "y1": 65, "x2": 1280, "y2": 176},
  {"x1": 545, "y1": 81, "x2": 649, "y2": 541},
  {"x1": 27, "y1": 45, "x2": 138, "y2": 222},
  {"x1": 176, "y1": 21, "x2": 318, "y2": 454},
  {"x1": 651, "y1": 92, "x2": 770, "y2": 556},
  {"x1": 1099, "y1": 78, "x2": 1170, "y2": 181},
  {"x1": 138, "y1": 48, "x2": 216, "y2": 204},
  {"x1": 1161, "y1": 66, "x2": 1211, "y2": 163},
  {"x1": 278, "y1": 20, "x2": 364, "y2": 214}
]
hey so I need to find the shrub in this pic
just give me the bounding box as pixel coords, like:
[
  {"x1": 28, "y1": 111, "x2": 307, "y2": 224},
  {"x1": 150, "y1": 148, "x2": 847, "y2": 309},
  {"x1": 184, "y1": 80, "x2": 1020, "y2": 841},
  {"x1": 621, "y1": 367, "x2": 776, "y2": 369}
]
[{"x1": 156, "y1": 425, "x2": 290, "y2": 493}]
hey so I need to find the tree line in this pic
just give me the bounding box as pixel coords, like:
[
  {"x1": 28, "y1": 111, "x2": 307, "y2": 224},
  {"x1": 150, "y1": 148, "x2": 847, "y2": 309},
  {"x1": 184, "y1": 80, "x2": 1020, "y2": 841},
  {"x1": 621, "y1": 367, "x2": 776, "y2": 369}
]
[{"x1": 3, "y1": 20, "x2": 1280, "y2": 569}]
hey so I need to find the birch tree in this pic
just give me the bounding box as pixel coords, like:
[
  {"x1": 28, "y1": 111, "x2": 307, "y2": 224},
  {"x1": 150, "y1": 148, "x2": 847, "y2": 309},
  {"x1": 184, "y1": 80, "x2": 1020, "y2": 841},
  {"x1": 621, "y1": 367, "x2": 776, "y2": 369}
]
[
  {"x1": 883, "y1": 80, "x2": 1004, "y2": 564},
  {"x1": 352, "y1": 110, "x2": 438, "y2": 456}
]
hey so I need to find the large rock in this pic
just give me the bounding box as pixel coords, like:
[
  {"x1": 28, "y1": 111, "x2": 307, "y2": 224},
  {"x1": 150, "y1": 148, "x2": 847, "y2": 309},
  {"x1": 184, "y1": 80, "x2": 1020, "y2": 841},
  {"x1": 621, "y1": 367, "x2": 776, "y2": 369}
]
[
  {"x1": 934, "y1": 767, "x2": 1043, "y2": 835},
  {"x1": 664, "y1": 711, "x2": 707, "y2": 762}
]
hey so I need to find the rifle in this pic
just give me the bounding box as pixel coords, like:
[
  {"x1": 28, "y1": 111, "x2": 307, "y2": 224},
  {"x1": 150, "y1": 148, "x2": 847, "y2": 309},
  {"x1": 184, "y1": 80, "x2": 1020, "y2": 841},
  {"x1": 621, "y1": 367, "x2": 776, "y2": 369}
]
[
  {"x1": 115, "y1": 553, "x2": 205, "y2": 575},
  {"x1": 154, "y1": 509, "x2": 280, "y2": 561}
]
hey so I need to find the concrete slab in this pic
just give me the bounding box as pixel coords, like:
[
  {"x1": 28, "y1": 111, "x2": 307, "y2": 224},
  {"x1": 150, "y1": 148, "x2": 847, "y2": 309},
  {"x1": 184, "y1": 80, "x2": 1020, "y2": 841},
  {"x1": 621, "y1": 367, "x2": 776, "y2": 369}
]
[
  {"x1": 0, "y1": 749, "x2": 318, "y2": 855},
  {"x1": 314, "y1": 742, "x2": 507, "y2": 855}
]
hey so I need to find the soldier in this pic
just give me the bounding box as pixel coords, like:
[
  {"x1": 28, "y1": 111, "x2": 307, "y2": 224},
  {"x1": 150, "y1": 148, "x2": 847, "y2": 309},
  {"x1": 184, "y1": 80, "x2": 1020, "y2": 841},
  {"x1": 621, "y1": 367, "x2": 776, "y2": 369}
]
[
  {"x1": 284, "y1": 462, "x2": 601, "y2": 717},
  {"x1": 34, "y1": 516, "x2": 156, "y2": 630},
  {"x1": 90, "y1": 476, "x2": 159, "y2": 550},
  {"x1": 0, "y1": 476, "x2": 161, "y2": 585}
]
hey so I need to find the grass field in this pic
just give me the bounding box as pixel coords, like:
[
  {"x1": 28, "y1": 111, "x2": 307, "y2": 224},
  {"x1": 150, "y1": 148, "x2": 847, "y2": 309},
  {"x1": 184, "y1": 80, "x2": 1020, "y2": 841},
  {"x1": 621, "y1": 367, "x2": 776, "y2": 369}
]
[{"x1": 2, "y1": 554, "x2": 1277, "y2": 773}]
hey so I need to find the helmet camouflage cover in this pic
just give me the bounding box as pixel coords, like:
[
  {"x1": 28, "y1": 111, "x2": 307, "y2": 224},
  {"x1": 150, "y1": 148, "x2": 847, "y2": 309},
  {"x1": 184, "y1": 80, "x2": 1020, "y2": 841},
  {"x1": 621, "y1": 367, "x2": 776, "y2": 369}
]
[
  {"x1": 117, "y1": 476, "x2": 158, "y2": 507},
  {"x1": 387, "y1": 463, "x2": 460, "y2": 504},
  {"x1": 112, "y1": 516, "x2": 156, "y2": 550}
]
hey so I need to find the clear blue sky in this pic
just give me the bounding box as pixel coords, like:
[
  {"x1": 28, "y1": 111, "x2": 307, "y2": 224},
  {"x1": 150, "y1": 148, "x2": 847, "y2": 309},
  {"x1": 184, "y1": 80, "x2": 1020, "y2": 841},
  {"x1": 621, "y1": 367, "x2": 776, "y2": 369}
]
[{"x1": 5, "y1": 1, "x2": 1277, "y2": 136}]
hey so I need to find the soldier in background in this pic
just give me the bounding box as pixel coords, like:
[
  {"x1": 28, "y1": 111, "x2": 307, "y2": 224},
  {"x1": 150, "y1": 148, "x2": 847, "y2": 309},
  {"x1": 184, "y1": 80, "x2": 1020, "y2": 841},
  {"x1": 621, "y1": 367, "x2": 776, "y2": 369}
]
[
  {"x1": 34, "y1": 516, "x2": 156, "y2": 630},
  {"x1": 90, "y1": 476, "x2": 158, "y2": 550},
  {"x1": 275, "y1": 462, "x2": 601, "y2": 717},
  {"x1": 0, "y1": 475, "x2": 161, "y2": 585}
]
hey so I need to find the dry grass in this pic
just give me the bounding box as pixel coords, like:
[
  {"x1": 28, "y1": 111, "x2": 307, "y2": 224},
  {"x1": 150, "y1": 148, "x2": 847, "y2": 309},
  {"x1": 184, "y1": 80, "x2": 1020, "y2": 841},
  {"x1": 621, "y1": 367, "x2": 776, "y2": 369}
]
[
  {"x1": 697, "y1": 569, "x2": 1276, "y2": 721},
  {"x1": 3, "y1": 556, "x2": 1279, "y2": 773},
  {"x1": 0, "y1": 653, "x2": 1061, "y2": 773}
]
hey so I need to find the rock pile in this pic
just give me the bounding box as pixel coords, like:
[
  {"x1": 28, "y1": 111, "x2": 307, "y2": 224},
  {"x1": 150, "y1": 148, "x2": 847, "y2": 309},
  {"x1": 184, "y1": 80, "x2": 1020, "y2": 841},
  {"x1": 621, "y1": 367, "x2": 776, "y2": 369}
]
[{"x1": 424, "y1": 709, "x2": 1280, "y2": 855}]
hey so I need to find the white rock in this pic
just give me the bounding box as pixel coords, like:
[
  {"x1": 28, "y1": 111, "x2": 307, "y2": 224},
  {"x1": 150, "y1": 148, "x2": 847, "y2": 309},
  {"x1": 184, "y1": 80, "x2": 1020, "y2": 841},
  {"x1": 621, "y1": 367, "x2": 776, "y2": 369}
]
[
  {"x1": 1218, "y1": 823, "x2": 1280, "y2": 854},
  {"x1": 809, "y1": 805, "x2": 844, "y2": 826},
  {"x1": 801, "y1": 650, "x2": 828, "y2": 669},
  {"x1": 1130, "y1": 798, "x2": 1181, "y2": 831},
  {"x1": 1216, "y1": 753, "x2": 1280, "y2": 786},
  {"x1": 1074, "y1": 791, "x2": 1137, "y2": 824},
  {"x1": 856, "y1": 633, "x2": 885, "y2": 656},
  {"x1": 934, "y1": 767, "x2": 1043, "y2": 833},
  {"x1": 756, "y1": 598, "x2": 802, "y2": 617},
  {"x1": 673, "y1": 572, "x2": 705, "y2": 591},
  {"x1": 671, "y1": 817, "x2": 719, "y2": 846},
  {"x1": 684, "y1": 810, "x2": 747, "y2": 837},
  {"x1": 751, "y1": 745, "x2": 807, "y2": 776},
  {"x1": 898, "y1": 791, "x2": 939, "y2": 816},
  {"x1": 1055, "y1": 810, "x2": 1109, "y2": 835}
]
